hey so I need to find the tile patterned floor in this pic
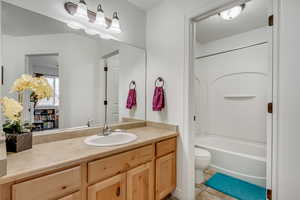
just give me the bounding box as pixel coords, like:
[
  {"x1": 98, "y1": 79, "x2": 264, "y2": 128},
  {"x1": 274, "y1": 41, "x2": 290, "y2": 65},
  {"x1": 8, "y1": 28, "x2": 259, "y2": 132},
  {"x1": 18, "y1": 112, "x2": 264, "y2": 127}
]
[
  {"x1": 162, "y1": 168, "x2": 237, "y2": 200},
  {"x1": 196, "y1": 168, "x2": 237, "y2": 200}
]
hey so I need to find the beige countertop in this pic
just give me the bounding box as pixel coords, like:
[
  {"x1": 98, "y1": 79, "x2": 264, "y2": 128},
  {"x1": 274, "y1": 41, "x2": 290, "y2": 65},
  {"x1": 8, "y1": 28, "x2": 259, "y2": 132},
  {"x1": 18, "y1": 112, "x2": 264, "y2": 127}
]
[{"x1": 0, "y1": 126, "x2": 178, "y2": 185}]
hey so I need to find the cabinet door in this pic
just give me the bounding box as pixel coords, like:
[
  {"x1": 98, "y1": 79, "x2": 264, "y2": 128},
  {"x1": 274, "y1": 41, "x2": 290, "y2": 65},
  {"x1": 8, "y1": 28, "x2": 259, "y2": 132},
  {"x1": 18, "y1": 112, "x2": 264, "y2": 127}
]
[
  {"x1": 88, "y1": 173, "x2": 126, "y2": 200},
  {"x1": 58, "y1": 192, "x2": 81, "y2": 200},
  {"x1": 127, "y1": 162, "x2": 154, "y2": 200},
  {"x1": 155, "y1": 153, "x2": 176, "y2": 200}
]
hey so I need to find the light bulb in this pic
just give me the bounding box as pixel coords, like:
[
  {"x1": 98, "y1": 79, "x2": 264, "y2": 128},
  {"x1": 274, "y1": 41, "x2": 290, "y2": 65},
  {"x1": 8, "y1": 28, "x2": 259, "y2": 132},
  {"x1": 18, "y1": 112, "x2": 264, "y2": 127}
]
[
  {"x1": 74, "y1": 0, "x2": 89, "y2": 21},
  {"x1": 67, "y1": 21, "x2": 84, "y2": 30},
  {"x1": 94, "y1": 4, "x2": 107, "y2": 27},
  {"x1": 109, "y1": 12, "x2": 122, "y2": 33},
  {"x1": 219, "y1": 4, "x2": 245, "y2": 20}
]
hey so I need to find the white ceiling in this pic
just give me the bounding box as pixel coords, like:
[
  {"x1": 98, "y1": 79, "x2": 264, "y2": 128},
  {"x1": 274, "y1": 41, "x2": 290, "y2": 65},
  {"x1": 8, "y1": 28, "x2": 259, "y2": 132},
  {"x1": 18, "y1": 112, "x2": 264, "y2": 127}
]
[
  {"x1": 128, "y1": 0, "x2": 162, "y2": 10},
  {"x1": 196, "y1": 0, "x2": 269, "y2": 44}
]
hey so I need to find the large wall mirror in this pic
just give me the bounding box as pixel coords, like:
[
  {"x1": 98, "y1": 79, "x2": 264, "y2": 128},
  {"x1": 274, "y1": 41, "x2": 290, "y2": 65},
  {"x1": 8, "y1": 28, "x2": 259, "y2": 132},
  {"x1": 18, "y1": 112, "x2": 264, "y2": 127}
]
[{"x1": 1, "y1": 2, "x2": 146, "y2": 133}]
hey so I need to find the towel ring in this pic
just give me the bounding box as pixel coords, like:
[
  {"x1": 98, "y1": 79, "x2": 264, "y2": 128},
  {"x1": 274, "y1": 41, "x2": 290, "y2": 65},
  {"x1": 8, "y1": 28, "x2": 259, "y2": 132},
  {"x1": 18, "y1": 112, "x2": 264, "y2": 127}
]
[
  {"x1": 129, "y1": 80, "x2": 136, "y2": 89},
  {"x1": 155, "y1": 77, "x2": 165, "y2": 87}
]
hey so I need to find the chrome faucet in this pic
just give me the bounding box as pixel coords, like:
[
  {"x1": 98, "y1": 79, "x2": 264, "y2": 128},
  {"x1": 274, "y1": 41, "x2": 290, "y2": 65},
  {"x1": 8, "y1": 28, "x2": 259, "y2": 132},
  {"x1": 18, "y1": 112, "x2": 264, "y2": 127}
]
[{"x1": 102, "y1": 123, "x2": 112, "y2": 136}]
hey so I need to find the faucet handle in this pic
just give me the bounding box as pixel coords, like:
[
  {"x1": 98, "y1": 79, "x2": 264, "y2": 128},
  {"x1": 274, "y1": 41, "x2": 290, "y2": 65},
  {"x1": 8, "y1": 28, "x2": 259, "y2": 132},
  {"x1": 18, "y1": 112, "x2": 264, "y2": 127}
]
[
  {"x1": 87, "y1": 119, "x2": 94, "y2": 127},
  {"x1": 103, "y1": 123, "x2": 112, "y2": 136}
]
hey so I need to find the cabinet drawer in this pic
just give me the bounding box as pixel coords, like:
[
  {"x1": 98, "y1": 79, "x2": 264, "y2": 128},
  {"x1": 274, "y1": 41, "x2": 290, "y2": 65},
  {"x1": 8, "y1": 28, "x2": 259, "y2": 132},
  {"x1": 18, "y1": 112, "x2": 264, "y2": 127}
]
[
  {"x1": 156, "y1": 138, "x2": 176, "y2": 157},
  {"x1": 88, "y1": 145, "x2": 154, "y2": 184},
  {"x1": 12, "y1": 166, "x2": 81, "y2": 200},
  {"x1": 58, "y1": 191, "x2": 81, "y2": 200}
]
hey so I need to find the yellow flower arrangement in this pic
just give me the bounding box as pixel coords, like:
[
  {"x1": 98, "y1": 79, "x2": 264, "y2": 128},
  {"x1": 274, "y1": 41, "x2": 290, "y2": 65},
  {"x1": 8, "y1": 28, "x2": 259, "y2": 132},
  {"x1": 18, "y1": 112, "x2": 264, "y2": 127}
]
[
  {"x1": 0, "y1": 74, "x2": 54, "y2": 131},
  {"x1": 30, "y1": 77, "x2": 53, "y2": 100},
  {"x1": 0, "y1": 97, "x2": 23, "y2": 122},
  {"x1": 10, "y1": 74, "x2": 33, "y2": 93},
  {"x1": 10, "y1": 74, "x2": 53, "y2": 100}
]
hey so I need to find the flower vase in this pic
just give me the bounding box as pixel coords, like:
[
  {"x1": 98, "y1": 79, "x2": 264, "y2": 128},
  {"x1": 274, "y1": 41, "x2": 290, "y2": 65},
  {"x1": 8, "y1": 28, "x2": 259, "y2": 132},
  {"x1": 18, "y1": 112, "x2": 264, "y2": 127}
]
[
  {"x1": 5, "y1": 131, "x2": 32, "y2": 153},
  {"x1": 5, "y1": 92, "x2": 33, "y2": 153}
]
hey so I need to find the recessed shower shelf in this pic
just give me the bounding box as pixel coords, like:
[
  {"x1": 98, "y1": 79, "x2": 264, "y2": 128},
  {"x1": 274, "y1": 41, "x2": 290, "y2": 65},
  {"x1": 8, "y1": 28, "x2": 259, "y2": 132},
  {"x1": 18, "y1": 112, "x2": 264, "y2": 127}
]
[{"x1": 224, "y1": 95, "x2": 256, "y2": 99}]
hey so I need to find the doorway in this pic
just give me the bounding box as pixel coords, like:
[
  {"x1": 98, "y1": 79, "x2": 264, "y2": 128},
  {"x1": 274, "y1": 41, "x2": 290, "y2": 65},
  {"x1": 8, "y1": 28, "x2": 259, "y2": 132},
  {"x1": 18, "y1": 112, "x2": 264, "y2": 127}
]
[
  {"x1": 183, "y1": 0, "x2": 277, "y2": 199},
  {"x1": 25, "y1": 54, "x2": 60, "y2": 132}
]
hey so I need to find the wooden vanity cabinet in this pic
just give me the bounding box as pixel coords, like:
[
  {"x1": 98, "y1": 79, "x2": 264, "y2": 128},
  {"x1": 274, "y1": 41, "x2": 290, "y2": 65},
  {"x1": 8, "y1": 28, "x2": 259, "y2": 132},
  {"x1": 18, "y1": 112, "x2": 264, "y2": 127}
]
[
  {"x1": 58, "y1": 192, "x2": 81, "y2": 200},
  {"x1": 155, "y1": 138, "x2": 177, "y2": 200},
  {"x1": 1, "y1": 137, "x2": 177, "y2": 200},
  {"x1": 87, "y1": 138, "x2": 177, "y2": 200},
  {"x1": 127, "y1": 162, "x2": 154, "y2": 200},
  {"x1": 155, "y1": 153, "x2": 176, "y2": 200},
  {"x1": 11, "y1": 166, "x2": 81, "y2": 200},
  {"x1": 88, "y1": 161, "x2": 155, "y2": 200},
  {"x1": 88, "y1": 174, "x2": 126, "y2": 200},
  {"x1": 87, "y1": 145, "x2": 154, "y2": 185}
]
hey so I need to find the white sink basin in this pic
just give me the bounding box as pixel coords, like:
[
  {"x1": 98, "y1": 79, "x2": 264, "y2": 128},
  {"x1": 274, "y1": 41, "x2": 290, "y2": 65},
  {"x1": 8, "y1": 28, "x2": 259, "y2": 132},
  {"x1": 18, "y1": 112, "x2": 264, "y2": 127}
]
[{"x1": 84, "y1": 132, "x2": 137, "y2": 147}]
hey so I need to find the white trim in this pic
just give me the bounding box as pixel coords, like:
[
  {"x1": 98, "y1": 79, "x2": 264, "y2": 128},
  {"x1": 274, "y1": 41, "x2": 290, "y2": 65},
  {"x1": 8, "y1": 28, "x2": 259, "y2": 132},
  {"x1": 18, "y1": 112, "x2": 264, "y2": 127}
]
[
  {"x1": 183, "y1": 1, "x2": 236, "y2": 199},
  {"x1": 182, "y1": 14, "x2": 195, "y2": 200},
  {"x1": 183, "y1": 0, "x2": 279, "y2": 199},
  {"x1": 172, "y1": 187, "x2": 183, "y2": 199},
  {"x1": 195, "y1": 144, "x2": 266, "y2": 162},
  {"x1": 271, "y1": 0, "x2": 280, "y2": 199},
  {"x1": 210, "y1": 164, "x2": 267, "y2": 180}
]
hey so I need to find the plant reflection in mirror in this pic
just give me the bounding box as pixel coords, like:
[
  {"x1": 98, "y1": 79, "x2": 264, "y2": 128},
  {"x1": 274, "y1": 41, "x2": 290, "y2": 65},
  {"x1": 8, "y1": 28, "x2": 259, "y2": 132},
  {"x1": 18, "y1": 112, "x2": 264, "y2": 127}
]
[{"x1": 1, "y1": 74, "x2": 53, "y2": 134}]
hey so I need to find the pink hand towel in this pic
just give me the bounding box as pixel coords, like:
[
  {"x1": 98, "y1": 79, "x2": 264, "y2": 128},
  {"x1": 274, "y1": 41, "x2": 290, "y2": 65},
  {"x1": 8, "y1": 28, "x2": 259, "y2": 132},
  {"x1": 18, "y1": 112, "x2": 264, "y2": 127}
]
[
  {"x1": 126, "y1": 89, "x2": 137, "y2": 109},
  {"x1": 152, "y1": 87, "x2": 165, "y2": 111}
]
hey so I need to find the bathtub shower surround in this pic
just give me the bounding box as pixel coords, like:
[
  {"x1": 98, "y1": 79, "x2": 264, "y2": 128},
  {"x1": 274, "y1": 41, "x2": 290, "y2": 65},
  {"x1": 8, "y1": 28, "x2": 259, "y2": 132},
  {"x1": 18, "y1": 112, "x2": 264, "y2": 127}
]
[
  {"x1": 195, "y1": 135, "x2": 266, "y2": 187},
  {"x1": 194, "y1": 0, "x2": 271, "y2": 189}
]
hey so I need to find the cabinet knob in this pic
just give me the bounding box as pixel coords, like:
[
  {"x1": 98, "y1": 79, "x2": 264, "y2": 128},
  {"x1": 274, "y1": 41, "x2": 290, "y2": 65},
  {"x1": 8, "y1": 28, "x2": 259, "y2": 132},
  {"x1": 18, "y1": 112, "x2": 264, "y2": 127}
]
[{"x1": 116, "y1": 186, "x2": 121, "y2": 196}]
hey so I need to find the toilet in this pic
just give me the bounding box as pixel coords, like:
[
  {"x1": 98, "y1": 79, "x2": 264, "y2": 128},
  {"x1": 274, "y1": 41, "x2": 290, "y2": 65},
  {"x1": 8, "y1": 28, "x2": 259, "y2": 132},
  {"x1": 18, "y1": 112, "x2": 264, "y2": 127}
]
[{"x1": 195, "y1": 147, "x2": 211, "y2": 184}]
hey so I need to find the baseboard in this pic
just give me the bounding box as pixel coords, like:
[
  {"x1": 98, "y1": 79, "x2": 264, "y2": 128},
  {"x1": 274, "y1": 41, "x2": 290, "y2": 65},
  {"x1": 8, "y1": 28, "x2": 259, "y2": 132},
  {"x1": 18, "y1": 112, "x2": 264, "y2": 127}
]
[{"x1": 172, "y1": 187, "x2": 183, "y2": 199}]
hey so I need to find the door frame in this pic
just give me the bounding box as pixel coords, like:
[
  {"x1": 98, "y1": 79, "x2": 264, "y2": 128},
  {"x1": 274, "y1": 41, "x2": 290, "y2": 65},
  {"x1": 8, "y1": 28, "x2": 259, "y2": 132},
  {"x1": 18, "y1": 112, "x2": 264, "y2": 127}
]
[
  {"x1": 183, "y1": 0, "x2": 280, "y2": 199},
  {"x1": 25, "y1": 53, "x2": 60, "y2": 127}
]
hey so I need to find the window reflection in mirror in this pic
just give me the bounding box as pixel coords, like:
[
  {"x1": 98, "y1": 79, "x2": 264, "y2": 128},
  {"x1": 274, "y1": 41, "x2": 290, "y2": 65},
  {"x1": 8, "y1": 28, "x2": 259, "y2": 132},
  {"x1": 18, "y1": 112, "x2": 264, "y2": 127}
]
[
  {"x1": 1, "y1": 2, "x2": 146, "y2": 133},
  {"x1": 27, "y1": 54, "x2": 60, "y2": 131}
]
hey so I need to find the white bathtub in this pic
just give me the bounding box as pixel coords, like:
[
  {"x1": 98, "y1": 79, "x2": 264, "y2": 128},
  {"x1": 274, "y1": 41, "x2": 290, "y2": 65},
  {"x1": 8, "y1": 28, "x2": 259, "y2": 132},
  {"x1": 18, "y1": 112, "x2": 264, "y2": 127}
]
[{"x1": 195, "y1": 135, "x2": 266, "y2": 187}]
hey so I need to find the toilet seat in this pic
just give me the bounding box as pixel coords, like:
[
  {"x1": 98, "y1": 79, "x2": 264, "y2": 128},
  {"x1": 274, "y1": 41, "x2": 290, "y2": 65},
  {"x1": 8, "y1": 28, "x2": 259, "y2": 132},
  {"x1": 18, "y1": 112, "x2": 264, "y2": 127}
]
[
  {"x1": 195, "y1": 147, "x2": 211, "y2": 158},
  {"x1": 195, "y1": 147, "x2": 212, "y2": 183}
]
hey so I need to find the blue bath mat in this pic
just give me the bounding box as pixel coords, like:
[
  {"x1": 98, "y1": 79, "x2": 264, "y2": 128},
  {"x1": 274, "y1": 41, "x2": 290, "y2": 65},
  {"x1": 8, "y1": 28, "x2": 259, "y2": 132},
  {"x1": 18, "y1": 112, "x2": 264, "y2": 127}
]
[{"x1": 204, "y1": 173, "x2": 266, "y2": 200}]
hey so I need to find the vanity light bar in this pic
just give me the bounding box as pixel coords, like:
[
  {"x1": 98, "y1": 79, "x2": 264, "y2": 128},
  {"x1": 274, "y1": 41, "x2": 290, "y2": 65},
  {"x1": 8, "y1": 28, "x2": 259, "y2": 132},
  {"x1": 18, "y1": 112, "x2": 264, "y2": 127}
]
[{"x1": 64, "y1": 1, "x2": 122, "y2": 33}]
